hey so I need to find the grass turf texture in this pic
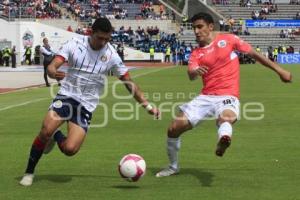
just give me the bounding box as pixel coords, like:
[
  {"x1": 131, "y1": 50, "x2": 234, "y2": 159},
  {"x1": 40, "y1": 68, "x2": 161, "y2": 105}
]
[{"x1": 0, "y1": 65, "x2": 300, "y2": 200}]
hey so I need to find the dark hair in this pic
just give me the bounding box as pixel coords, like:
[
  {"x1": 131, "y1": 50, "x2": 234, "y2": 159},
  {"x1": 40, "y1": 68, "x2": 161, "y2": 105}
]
[
  {"x1": 92, "y1": 18, "x2": 113, "y2": 33},
  {"x1": 190, "y1": 12, "x2": 214, "y2": 24}
]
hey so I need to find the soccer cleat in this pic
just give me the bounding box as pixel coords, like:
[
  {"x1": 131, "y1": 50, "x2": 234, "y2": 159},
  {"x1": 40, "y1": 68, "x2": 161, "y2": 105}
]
[
  {"x1": 215, "y1": 135, "x2": 231, "y2": 157},
  {"x1": 19, "y1": 173, "x2": 34, "y2": 186},
  {"x1": 155, "y1": 167, "x2": 179, "y2": 178},
  {"x1": 43, "y1": 131, "x2": 58, "y2": 154}
]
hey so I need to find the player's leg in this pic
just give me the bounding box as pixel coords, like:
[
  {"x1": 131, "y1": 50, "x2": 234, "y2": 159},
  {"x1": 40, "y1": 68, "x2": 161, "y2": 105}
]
[
  {"x1": 55, "y1": 121, "x2": 86, "y2": 156},
  {"x1": 215, "y1": 97, "x2": 240, "y2": 157},
  {"x1": 20, "y1": 110, "x2": 64, "y2": 186},
  {"x1": 156, "y1": 111, "x2": 192, "y2": 177},
  {"x1": 156, "y1": 95, "x2": 214, "y2": 177},
  {"x1": 54, "y1": 104, "x2": 91, "y2": 156},
  {"x1": 43, "y1": 64, "x2": 50, "y2": 87}
]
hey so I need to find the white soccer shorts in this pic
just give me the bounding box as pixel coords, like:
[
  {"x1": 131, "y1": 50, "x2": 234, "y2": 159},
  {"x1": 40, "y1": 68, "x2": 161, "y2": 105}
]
[{"x1": 179, "y1": 95, "x2": 240, "y2": 127}]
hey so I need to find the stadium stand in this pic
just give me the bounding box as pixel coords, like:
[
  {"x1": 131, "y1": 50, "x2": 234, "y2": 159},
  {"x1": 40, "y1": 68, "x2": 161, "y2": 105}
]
[
  {"x1": 213, "y1": 1, "x2": 300, "y2": 51},
  {"x1": 179, "y1": 0, "x2": 300, "y2": 53},
  {"x1": 0, "y1": 0, "x2": 62, "y2": 19},
  {"x1": 0, "y1": 0, "x2": 186, "y2": 64}
]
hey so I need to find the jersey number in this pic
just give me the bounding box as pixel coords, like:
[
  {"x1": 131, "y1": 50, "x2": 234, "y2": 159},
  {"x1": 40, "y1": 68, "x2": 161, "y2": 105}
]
[{"x1": 223, "y1": 99, "x2": 232, "y2": 105}]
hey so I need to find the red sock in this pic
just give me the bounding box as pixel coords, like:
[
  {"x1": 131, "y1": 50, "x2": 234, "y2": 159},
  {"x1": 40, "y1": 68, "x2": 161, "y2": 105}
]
[
  {"x1": 33, "y1": 136, "x2": 46, "y2": 151},
  {"x1": 57, "y1": 140, "x2": 66, "y2": 153}
]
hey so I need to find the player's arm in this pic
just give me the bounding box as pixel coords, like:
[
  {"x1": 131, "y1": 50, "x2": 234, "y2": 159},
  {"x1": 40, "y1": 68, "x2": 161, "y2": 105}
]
[
  {"x1": 119, "y1": 73, "x2": 160, "y2": 118},
  {"x1": 187, "y1": 50, "x2": 208, "y2": 81},
  {"x1": 247, "y1": 49, "x2": 292, "y2": 83},
  {"x1": 47, "y1": 56, "x2": 66, "y2": 80},
  {"x1": 188, "y1": 66, "x2": 208, "y2": 81},
  {"x1": 232, "y1": 34, "x2": 292, "y2": 83}
]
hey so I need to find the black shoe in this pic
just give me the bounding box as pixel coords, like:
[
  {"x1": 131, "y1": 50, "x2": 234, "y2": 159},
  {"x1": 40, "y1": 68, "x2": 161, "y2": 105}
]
[{"x1": 215, "y1": 135, "x2": 231, "y2": 157}]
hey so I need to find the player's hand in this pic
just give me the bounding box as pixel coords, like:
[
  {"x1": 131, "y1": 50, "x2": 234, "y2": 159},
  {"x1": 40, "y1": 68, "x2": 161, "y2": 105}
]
[
  {"x1": 279, "y1": 70, "x2": 292, "y2": 83},
  {"x1": 195, "y1": 66, "x2": 209, "y2": 76},
  {"x1": 55, "y1": 71, "x2": 66, "y2": 81},
  {"x1": 148, "y1": 107, "x2": 161, "y2": 119}
]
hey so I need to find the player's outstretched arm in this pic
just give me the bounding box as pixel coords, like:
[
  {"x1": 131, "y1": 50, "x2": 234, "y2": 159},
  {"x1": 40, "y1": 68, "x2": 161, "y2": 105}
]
[
  {"x1": 119, "y1": 73, "x2": 160, "y2": 119},
  {"x1": 47, "y1": 57, "x2": 66, "y2": 81},
  {"x1": 247, "y1": 49, "x2": 292, "y2": 83}
]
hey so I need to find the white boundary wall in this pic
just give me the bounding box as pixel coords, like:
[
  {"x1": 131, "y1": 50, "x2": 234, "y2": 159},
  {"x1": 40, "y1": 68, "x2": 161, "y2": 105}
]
[
  {"x1": 0, "y1": 19, "x2": 162, "y2": 64},
  {"x1": 0, "y1": 19, "x2": 77, "y2": 64}
]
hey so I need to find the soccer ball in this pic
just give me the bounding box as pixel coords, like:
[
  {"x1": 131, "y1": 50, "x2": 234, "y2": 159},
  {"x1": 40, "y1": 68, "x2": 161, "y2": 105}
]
[{"x1": 118, "y1": 154, "x2": 146, "y2": 182}]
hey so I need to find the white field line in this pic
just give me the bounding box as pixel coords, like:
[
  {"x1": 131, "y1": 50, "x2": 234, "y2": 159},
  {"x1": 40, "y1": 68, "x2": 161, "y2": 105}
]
[
  {"x1": 0, "y1": 98, "x2": 48, "y2": 112},
  {"x1": 0, "y1": 66, "x2": 175, "y2": 112}
]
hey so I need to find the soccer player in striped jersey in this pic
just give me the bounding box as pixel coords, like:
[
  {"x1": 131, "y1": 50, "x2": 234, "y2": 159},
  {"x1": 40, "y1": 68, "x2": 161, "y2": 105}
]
[
  {"x1": 156, "y1": 12, "x2": 292, "y2": 177},
  {"x1": 20, "y1": 18, "x2": 160, "y2": 186}
]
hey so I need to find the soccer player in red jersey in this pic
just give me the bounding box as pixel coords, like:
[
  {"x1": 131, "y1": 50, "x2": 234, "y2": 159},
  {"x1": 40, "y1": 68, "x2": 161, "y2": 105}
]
[{"x1": 156, "y1": 12, "x2": 292, "y2": 177}]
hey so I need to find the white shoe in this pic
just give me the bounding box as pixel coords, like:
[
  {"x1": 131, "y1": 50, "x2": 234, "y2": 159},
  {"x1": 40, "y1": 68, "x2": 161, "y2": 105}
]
[
  {"x1": 43, "y1": 131, "x2": 57, "y2": 154},
  {"x1": 156, "y1": 167, "x2": 179, "y2": 177},
  {"x1": 19, "y1": 174, "x2": 34, "y2": 186}
]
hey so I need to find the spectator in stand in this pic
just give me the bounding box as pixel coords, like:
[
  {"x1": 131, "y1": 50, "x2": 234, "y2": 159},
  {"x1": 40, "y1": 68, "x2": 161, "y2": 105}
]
[
  {"x1": 295, "y1": 12, "x2": 300, "y2": 20},
  {"x1": 171, "y1": 10, "x2": 176, "y2": 22},
  {"x1": 159, "y1": 3, "x2": 164, "y2": 17},
  {"x1": 290, "y1": 29, "x2": 296, "y2": 40},
  {"x1": 246, "y1": 0, "x2": 252, "y2": 8},
  {"x1": 267, "y1": 46, "x2": 274, "y2": 61},
  {"x1": 280, "y1": 30, "x2": 285, "y2": 38},
  {"x1": 244, "y1": 27, "x2": 250, "y2": 35},
  {"x1": 251, "y1": 10, "x2": 260, "y2": 20},
  {"x1": 67, "y1": 25, "x2": 73, "y2": 32},
  {"x1": 239, "y1": 0, "x2": 245, "y2": 6},
  {"x1": 126, "y1": 27, "x2": 134, "y2": 36},
  {"x1": 290, "y1": 0, "x2": 299, "y2": 5},
  {"x1": 178, "y1": 48, "x2": 184, "y2": 66},
  {"x1": 260, "y1": 12, "x2": 267, "y2": 20},
  {"x1": 287, "y1": 46, "x2": 294, "y2": 54},
  {"x1": 227, "y1": 16, "x2": 235, "y2": 32},
  {"x1": 11, "y1": 46, "x2": 17, "y2": 68},
  {"x1": 284, "y1": 29, "x2": 289, "y2": 38},
  {"x1": 287, "y1": 28, "x2": 293, "y2": 38},
  {"x1": 232, "y1": 27, "x2": 239, "y2": 35},
  {"x1": 182, "y1": 15, "x2": 188, "y2": 24},
  {"x1": 117, "y1": 43, "x2": 125, "y2": 61},
  {"x1": 219, "y1": 18, "x2": 225, "y2": 31}
]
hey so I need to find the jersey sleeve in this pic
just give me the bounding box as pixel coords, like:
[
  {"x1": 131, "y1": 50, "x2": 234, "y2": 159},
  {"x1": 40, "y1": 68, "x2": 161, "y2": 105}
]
[
  {"x1": 57, "y1": 40, "x2": 72, "y2": 61},
  {"x1": 188, "y1": 50, "x2": 199, "y2": 71},
  {"x1": 40, "y1": 46, "x2": 52, "y2": 56},
  {"x1": 109, "y1": 53, "x2": 128, "y2": 77},
  {"x1": 232, "y1": 35, "x2": 252, "y2": 54}
]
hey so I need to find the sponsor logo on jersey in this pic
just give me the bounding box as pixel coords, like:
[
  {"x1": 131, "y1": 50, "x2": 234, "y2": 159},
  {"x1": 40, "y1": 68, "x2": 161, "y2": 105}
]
[
  {"x1": 207, "y1": 47, "x2": 214, "y2": 53},
  {"x1": 100, "y1": 55, "x2": 108, "y2": 62},
  {"x1": 217, "y1": 40, "x2": 227, "y2": 48},
  {"x1": 198, "y1": 53, "x2": 204, "y2": 59},
  {"x1": 53, "y1": 100, "x2": 63, "y2": 108}
]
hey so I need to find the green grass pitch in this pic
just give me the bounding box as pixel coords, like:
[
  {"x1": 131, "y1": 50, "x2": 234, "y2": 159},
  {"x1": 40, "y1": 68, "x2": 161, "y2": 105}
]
[{"x1": 0, "y1": 64, "x2": 300, "y2": 200}]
